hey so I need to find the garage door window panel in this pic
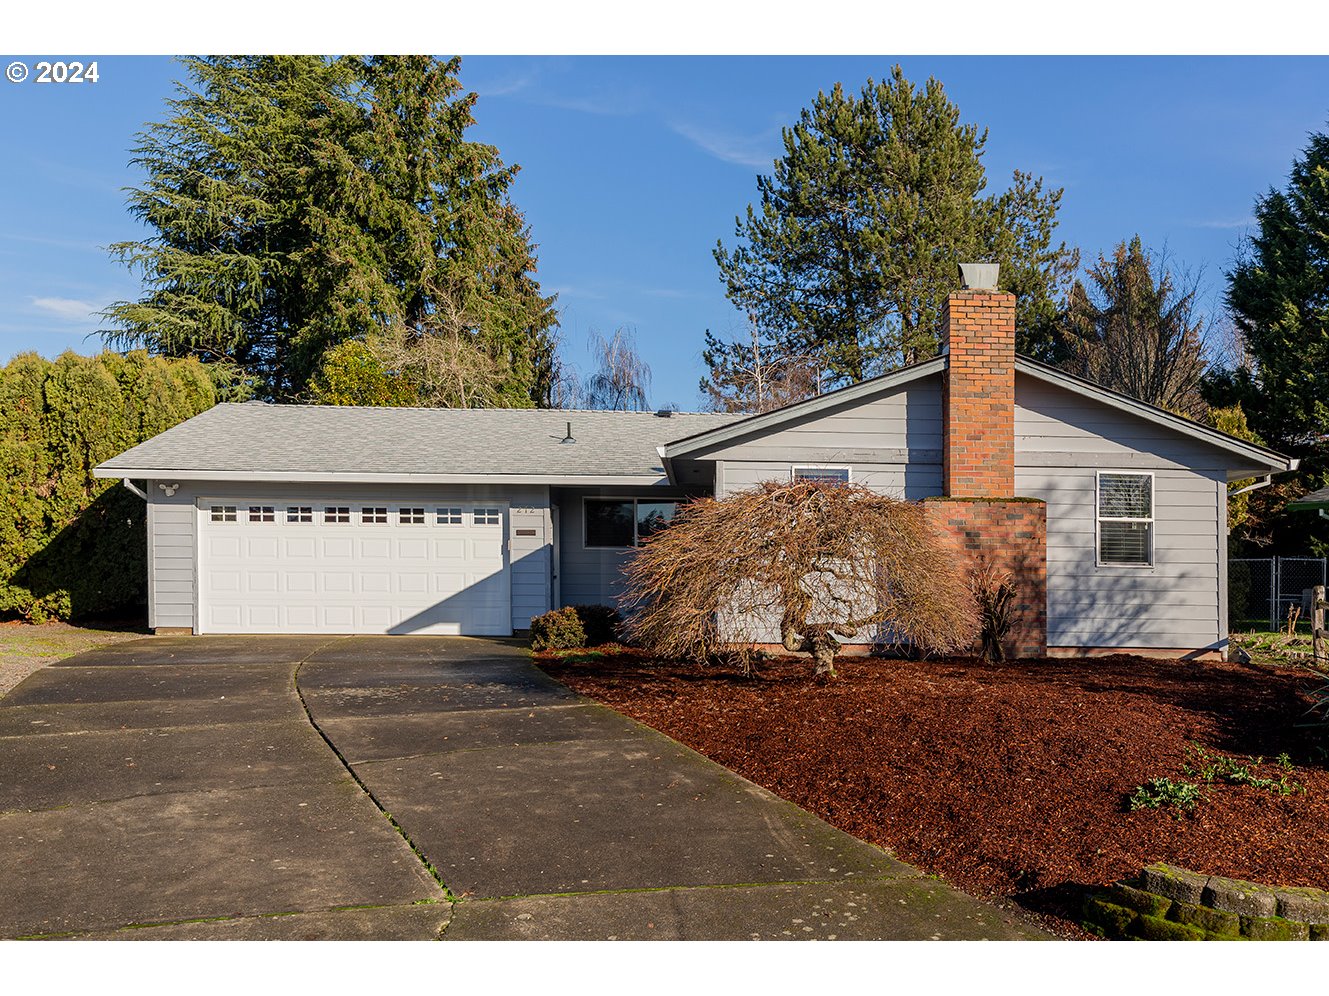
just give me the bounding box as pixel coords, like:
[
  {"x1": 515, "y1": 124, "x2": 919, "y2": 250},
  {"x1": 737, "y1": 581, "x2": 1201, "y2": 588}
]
[
  {"x1": 324, "y1": 507, "x2": 350, "y2": 524},
  {"x1": 287, "y1": 506, "x2": 313, "y2": 523},
  {"x1": 248, "y1": 506, "x2": 275, "y2": 522},
  {"x1": 210, "y1": 505, "x2": 236, "y2": 522},
  {"x1": 362, "y1": 507, "x2": 388, "y2": 524}
]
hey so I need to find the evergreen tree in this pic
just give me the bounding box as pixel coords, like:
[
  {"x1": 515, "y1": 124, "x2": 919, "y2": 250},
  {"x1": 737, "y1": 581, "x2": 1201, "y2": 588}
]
[
  {"x1": 1211, "y1": 128, "x2": 1329, "y2": 556},
  {"x1": 1065, "y1": 236, "x2": 1208, "y2": 418},
  {"x1": 104, "y1": 56, "x2": 557, "y2": 405},
  {"x1": 1222, "y1": 130, "x2": 1329, "y2": 453},
  {"x1": 709, "y1": 67, "x2": 1075, "y2": 391}
]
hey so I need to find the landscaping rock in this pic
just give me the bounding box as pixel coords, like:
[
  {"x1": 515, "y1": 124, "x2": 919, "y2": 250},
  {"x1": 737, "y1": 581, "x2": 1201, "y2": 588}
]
[
  {"x1": 1274, "y1": 887, "x2": 1329, "y2": 924},
  {"x1": 1083, "y1": 895, "x2": 1137, "y2": 938},
  {"x1": 1132, "y1": 913, "x2": 1205, "y2": 941},
  {"x1": 1110, "y1": 884, "x2": 1172, "y2": 918},
  {"x1": 1140, "y1": 864, "x2": 1207, "y2": 906},
  {"x1": 1203, "y1": 879, "x2": 1279, "y2": 918},
  {"x1": 1240, "y1": 915, "x2": 1310, "y2": 941},
  {"x1": 1168, "y1": 898, "x2": 1239, "y2": 937}
]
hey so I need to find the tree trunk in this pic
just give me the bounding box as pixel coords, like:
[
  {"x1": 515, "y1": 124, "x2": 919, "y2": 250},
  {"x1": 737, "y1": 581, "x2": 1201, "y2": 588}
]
[{"x1": 810, "y1": 634, "x2": 838, "y2": 677}]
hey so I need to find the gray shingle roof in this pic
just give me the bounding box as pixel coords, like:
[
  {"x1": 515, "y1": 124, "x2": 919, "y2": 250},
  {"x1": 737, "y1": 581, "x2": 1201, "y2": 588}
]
[
  {"x1": 95, "y1": 403, "x2": 745, "y2": 481},
  {"x1": 1289, "y1": 486, "x2": 1329, "y2": 509}
]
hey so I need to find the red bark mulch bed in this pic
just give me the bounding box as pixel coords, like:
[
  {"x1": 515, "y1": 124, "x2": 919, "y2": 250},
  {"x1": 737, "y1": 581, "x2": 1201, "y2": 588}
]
[{"x1": 537, "y1": 648, "x2": 1329, "y2": 937}]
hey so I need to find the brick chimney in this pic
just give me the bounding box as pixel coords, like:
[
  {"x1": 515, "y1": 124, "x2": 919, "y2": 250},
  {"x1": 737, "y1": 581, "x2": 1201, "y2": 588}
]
[
  {"x1": 923, "y1": 263, "x2": 1048, "y2": 658},
  {"x1": 940, "y1": 265, "x2": 1016, "y2": 498}
]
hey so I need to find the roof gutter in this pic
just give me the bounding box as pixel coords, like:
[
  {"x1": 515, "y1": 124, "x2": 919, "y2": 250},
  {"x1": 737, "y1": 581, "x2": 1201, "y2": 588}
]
[
  {"x1": 93, "y1": 468, "x2": 670, "y2": 487},
  {"x1": 121, "y1": 478, "x2": 149, "y2": 501},
  {"x1": 1229, "y1": 475, "x2": 1272, "y2": 498}
]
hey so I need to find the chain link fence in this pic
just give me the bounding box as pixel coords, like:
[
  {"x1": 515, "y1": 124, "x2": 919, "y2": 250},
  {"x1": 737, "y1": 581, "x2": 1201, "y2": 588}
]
[{"x1": 1230, "y1": 556, "x2": 1328, "y2": 632}]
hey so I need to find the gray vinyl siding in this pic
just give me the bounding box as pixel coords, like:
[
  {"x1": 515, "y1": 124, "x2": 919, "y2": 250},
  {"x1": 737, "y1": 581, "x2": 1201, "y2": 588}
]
[
  {"x1": 554, "y1": 486, "x2": 701, "y2": 608},
  {"x1": 706, "y1": 375, "x2": 944, "y2": 499},
  {"x1": 678, "y1": 372, "x2": 1230, "y2": 653},
  {"x1": 1014, "y1": 378, "x2": 1230, "y2": 651},
  {"x1": 146, "y1": 480, "x2": 553, "y2": 633},
  {"x1": 147, "y1": 480, "x2": 197, "y2": 630}
]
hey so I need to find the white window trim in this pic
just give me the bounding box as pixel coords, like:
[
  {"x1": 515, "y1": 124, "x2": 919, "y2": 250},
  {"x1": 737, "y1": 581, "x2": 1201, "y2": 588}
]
[
  {"x1": 1095, "y1": 470, "x2": 1155, "y2": 569},
  {"x1": 582, "y1": 497, "x2": 681, "y2": 550},
  {"x1": 790, "y1": 465, "x2": 853, "y2": 483}
]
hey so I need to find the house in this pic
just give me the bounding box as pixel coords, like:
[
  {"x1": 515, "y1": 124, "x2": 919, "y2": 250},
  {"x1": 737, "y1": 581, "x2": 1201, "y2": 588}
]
[{"x1": 93, "y1": 270, "x2": 1297, "y2": 659}]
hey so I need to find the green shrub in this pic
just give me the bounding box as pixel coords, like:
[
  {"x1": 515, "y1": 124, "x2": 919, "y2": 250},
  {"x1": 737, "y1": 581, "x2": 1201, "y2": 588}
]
[
  {"x1": 570, "y1": 604, "x2": 621, "y2": 646},
  {"x1": 0, "y1": 350, "x2": 215, "y2": 621},
  {"x1": 1128, "y1": 777, "x2": 1204, "y2": 812},
  {"x1": 529, "y1": 604, "x2": 622, "y2": 651},
  {"x1": 530, "y1": 607, "x2": 586, "y2": 651}
]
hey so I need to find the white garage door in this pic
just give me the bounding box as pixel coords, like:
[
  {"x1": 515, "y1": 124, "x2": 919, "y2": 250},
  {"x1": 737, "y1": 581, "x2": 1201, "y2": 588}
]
[{"x1": 198, "y1": 500, "x2": 510, "y2": 635}]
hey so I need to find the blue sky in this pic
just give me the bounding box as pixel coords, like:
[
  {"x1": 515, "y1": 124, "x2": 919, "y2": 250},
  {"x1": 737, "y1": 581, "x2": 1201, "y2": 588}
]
[{"x1": 1, "y1": 55, "x2": 1327, "y2": 409}]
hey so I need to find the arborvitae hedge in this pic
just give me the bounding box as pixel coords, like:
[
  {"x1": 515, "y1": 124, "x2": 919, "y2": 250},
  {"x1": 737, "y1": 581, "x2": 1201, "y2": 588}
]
[{"x1": 0, "y1": 350, "x2": 215, "y2": 622}]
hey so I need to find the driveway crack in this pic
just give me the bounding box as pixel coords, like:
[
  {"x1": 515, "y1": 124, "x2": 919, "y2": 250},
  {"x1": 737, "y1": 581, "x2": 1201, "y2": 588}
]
[{"x1": 292, "y1": 642, "x2": 456, "y2": 907}]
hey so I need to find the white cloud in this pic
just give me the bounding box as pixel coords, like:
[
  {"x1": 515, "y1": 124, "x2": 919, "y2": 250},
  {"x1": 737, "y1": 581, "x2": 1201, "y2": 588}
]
[
  {"x1": 668, "y1": 119, "x2": 777, "y2": 169},
  {"x1": 31, "y1": 297, "x2": 104, "y2": 322}
]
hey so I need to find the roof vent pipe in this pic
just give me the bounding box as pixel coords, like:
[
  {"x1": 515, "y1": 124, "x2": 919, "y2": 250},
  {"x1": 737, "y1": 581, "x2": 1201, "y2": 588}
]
[{"x1": 560, "y1": 420, "x2": 576, "y2": 444}]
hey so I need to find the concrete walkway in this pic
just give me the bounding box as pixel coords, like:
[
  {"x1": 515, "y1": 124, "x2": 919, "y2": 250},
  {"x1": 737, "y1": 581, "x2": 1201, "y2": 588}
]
[{"x1": 0, "y1": 636, "x2": 1047, "y2": 940}]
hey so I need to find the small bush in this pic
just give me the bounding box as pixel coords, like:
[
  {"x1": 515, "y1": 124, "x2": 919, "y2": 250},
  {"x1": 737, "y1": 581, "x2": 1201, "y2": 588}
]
[
  {"x1": 530, "y1": 604, "x2": 622, "y2": 651},
  {"x1": 571, "y1": 604, "x2": 621, "y2": 646},
  {"x1": 1128, "y1": 777, "x2": 1204, "y2": 812},
  {"x1": 530, "y1": 607, "x2": 586, "y2": 651}
]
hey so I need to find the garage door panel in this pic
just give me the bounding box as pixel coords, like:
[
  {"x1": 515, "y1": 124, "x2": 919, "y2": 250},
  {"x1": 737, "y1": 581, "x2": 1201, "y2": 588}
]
[
  {"x1": 287, "y1": 605, "x2": 317, "y2": 629},
  {"x1": 210, "y1": 536, "x2": 241, "y2": 558},
  {"x1": 362, "y1": 572, "x2": 392, "y2": 594},
  {"x1": 200, "y1": 501, "x2": 510, "y2": 635},
  {"x1": 286, "y1": 571, "x2": 316, "y2": 593},
  {"x1": 399, "y1": 572, "x2": 428, "y2": 595},
  {"x1": 397, "y1": 538, "x2": 428, "y2": 559}
]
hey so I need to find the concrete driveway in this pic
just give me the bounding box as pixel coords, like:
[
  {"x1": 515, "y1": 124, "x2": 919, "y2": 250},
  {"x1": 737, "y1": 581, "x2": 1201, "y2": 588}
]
[{"x1": 0, "y1": 636, "x2": 1047, "y2": 940}]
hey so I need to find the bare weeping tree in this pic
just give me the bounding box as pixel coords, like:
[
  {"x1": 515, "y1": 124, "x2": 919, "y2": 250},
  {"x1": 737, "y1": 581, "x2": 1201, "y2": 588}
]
[
  {"x1": 701, "y1": 316, "x2": 825, "y2": 413},
  {"x1": 621, "y1": 481, "x2": 977, "y2": 677},
  {"x1": 584, "y1": 327, "x2": 652, "y2": 411}
]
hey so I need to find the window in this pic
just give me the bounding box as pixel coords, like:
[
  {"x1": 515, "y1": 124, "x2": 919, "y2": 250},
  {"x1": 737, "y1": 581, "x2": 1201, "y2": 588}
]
[
  {"x1": 324, "y1": 506, "x2": 351, "y2": 524},
  {"x1": 793, "y1": 466, "x2": 850, "y2": 484},
  {"x1": 436, "y1": 507, "x2": 463, "y2": 525},
  {"x1": 248, "y1": 505, "x2": 275, "y2": 522},
  {"x1": 399, "y1": 507, "x2": 425, "y2": 525},
  {"x1": 287, "y1": 506, "x2": 313, "y2": 523},
  {"x1": 362, "y1": 507, "x2": 388, "y2": 524},
  {"x1": 474, "y1": 508, "x2": 502, "y2": 526},
  {"x1": 585, "y1": 498, "x2": 680, "y2": 548},
  {"x1": 1097, "y1": 472, "x2": 1154, "y2": 566},
  {"x1": 210, "y1": 505, "x2": 237, "y2": 523}
]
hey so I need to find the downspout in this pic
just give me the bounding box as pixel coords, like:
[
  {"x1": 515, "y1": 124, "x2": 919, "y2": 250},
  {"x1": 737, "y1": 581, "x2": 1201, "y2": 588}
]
[
  {"x1": 1229, "y1": 475, "x2": 1272, "y2": 499},
  {"x1": 122, "y1": 478, "x2": 149, "y2": 501}
]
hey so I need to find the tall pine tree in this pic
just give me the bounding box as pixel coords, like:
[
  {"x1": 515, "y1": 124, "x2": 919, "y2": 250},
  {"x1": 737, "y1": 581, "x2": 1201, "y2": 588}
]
[
  {"x1": 104, "y1": 56, "x2": 557, "y2": 405},
  {"x1": 1211, "y1": 127, "x2": 1329, "y2": 555},
  {"x1": 1222, "y1": 129, "x2": 1329, "y2": 453},
  {"x1": 708, "y1": 66, "x2": 1075, "y2": 398}
]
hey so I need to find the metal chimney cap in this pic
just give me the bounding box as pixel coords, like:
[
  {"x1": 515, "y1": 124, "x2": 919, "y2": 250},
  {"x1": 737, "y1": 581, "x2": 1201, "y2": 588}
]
[{"x1": 958, "y1": 262, "x2": 1000, "y2": 291}]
